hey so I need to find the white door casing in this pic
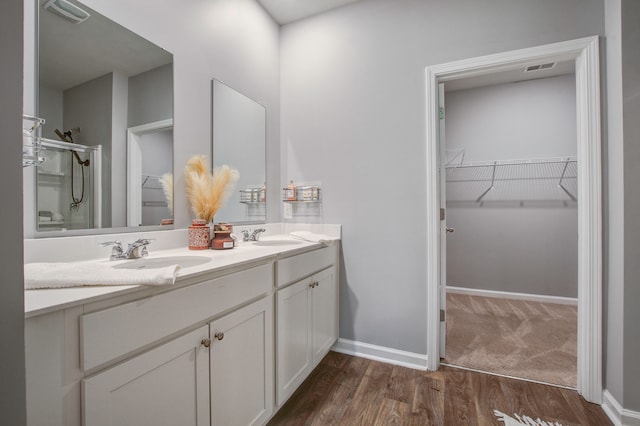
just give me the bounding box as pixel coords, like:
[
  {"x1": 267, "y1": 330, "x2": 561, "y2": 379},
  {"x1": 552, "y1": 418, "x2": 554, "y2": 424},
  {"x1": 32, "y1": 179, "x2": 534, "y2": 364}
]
[
  {"x1": 425, "y1": 36, "x2": 602, "y2": 403},
  {"x1": 438, "y1": 82, "x2": 447, "y2": 360}
]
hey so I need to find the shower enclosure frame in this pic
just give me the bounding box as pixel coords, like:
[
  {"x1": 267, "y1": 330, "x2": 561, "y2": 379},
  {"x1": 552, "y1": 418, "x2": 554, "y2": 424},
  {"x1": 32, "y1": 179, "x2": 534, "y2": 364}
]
[{"x1": 36, "y1": 138, "x2": 102, "y2": 231}]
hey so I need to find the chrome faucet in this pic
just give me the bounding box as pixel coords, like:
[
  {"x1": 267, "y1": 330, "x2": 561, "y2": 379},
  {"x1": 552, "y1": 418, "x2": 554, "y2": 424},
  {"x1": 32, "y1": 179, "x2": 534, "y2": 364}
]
[
  {"x1": 241, "y1": 228, "x2": 266, "y2": 242},
  {"x1": 100, "y1": 238, "x2": 151, "y2": 260}
]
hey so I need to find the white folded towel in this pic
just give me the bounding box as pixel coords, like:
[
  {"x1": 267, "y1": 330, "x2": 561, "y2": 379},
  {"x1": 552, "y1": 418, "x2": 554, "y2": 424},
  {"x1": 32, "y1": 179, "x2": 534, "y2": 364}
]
[
  {"x1": 25, "y1": 261, "x2": 181, "y2": 290},
  {"x1": 289, "y1": 231, "x2": 337, "y2": 246}
]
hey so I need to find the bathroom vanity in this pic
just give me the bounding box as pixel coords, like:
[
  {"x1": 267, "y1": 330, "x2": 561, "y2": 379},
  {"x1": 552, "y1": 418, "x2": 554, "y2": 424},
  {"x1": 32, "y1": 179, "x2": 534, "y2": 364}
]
[{"x1": 24, "y1": 229, "x2": 340, "y2": 426}]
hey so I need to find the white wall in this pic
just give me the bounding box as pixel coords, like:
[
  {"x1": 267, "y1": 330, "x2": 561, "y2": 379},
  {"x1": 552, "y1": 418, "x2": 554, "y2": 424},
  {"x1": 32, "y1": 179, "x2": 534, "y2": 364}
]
[
  {"x1": 80, "y1": 0, "x2": 281, "y2": 227},
  {"x1": 280, "y1": 0, "x2": 604, "y2": 354},
  {"x1": 1, "y1": 0, "x2": 26, "y2": 422},
  {"x1": 445, "y1": 76, "x2": 578, "y2": 298}
]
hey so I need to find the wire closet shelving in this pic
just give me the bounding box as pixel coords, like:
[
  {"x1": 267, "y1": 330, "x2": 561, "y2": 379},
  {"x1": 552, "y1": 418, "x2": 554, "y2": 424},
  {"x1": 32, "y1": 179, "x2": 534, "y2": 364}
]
[{"x1": 445, "y1": 157, "x2": 577, "y2": 205}]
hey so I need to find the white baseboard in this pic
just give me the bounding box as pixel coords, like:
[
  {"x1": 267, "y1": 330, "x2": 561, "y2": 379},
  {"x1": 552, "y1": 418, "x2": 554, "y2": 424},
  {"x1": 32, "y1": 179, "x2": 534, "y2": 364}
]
[
  {"x1": 602, "y1": 390, "x2": 640, "y2": 426},
  {"x1": 331, "y1": 338, "x2": 428, "y2": 371},
  {"x1": 446, "y1": 286, "x2": 578, "y2": 305}
]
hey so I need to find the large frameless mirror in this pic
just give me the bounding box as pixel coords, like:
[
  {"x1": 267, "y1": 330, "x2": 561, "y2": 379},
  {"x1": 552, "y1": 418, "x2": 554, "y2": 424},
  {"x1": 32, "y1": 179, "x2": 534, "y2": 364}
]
[
  {"x1": 31, "y1": 0, "x2": 173, "y2": 235},
  {"x1": 211, "y1": 79, "x2": 266, "y2": 224}
]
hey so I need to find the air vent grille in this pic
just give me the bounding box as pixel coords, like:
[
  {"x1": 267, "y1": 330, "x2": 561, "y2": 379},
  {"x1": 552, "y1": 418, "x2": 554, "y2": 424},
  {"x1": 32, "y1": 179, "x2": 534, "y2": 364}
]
[{"x1": 525, "y1": 63, "x2": 556, "y2": 72}]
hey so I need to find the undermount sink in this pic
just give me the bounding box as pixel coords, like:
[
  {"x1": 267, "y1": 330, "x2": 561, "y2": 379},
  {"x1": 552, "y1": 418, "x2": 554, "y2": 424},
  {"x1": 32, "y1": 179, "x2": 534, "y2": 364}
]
[
  {"x1": 252, "y1": 239, "x2": 303, "y2": 247},
  {"x1": 112, "y1": 256, "x2": 212, "y2": 270}
]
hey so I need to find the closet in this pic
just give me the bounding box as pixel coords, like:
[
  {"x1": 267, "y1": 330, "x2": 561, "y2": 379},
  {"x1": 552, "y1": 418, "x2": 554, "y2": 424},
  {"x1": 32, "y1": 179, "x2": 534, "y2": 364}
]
[{"x1": 442, "y1": 71, "x2": 578, "y2": 387}]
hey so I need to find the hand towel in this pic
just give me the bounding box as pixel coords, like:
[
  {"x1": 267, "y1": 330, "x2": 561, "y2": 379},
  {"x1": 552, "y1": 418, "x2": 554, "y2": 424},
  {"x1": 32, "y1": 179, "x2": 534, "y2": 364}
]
[
  {"x1": 289, "y1": 231, "x2": 337, "y2": 246},
  {"x1": 25, "y1": 261, "x2": 181, "y2": 290}
]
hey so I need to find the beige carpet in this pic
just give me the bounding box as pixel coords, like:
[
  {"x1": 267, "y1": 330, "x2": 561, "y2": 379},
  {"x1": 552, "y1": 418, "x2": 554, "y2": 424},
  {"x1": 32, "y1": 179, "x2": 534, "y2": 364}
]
[{"x1": 444, "y1": 293, "x2": 577, "y2": 387}]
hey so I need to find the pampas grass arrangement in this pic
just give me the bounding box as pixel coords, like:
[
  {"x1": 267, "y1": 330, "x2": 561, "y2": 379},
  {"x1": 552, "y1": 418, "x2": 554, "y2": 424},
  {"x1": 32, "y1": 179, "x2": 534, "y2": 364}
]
[
  {"x1": 160, "y1": 173, "x2": 174, "y2": 214},
  {"x1": 184, "y1": 155, "x2": 239, "y2": 223}
]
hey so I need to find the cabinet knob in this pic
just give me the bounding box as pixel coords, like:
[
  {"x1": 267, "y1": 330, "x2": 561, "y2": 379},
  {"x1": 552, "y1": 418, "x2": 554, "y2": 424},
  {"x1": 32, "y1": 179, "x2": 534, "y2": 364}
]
[
  {"x1": 214, "y1": 332, "x2": 225, "y2": 341},
  {"x1": 201, "y1": 338, "x2": 211, "y2": 348},
  {"x1": 309, "y1": 281, "x2": 318, "y2": 288}
]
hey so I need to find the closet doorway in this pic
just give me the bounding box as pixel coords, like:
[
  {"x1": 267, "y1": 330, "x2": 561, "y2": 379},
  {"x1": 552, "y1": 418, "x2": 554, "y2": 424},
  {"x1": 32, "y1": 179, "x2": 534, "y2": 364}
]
[
  {"x1": 441, "y1": 71, "x2": 578, "y2": 388},
  {"x1": 424, "y1": 37, "x2": 602, "y2": 404}
]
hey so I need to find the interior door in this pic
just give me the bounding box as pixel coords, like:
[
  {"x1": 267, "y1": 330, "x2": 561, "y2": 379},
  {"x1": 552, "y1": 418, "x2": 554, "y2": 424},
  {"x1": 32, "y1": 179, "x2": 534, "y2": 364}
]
[{"x1": 438, "y1": 83, "x2": 447, "y2": 359}]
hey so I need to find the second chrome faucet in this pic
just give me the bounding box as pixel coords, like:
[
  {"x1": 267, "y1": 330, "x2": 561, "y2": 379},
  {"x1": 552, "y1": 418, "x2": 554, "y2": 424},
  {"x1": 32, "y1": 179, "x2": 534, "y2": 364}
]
[
  {"x1": 240, "y1": 228, "x2": 266, "y2": 242},
  {"x1": 100, "y1": 238, "x2": 152, "y2": 260}
]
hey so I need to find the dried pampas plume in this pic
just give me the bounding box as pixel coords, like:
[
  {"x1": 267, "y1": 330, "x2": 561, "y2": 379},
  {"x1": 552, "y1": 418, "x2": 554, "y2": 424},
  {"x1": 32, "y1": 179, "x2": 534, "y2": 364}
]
[
  {"x1": 184, "y1": 155, "x2": 239, "y2": 223},
  {"x1": 160, "y1": 173, "x2": 174, "y2": 214}
]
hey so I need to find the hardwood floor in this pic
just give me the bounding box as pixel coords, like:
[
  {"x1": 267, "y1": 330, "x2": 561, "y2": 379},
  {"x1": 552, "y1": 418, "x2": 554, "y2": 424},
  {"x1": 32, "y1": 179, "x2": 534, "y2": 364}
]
[{"x1": 268, "y1": 351, "x2": 611, "y2": 426}]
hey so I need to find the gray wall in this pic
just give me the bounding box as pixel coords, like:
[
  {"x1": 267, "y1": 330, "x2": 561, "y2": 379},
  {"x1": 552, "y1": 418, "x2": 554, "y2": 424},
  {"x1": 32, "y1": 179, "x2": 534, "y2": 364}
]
[
  {"x1": 604, "y1": 0, "x2": 624, "y2": 405},
  {"x1": 621, "y1": 0, "x2": 640, "y2": 411},
  {"x1": 140, "y1": 130, "x2": 173, "y2": 226},
  {"x1": 1, "y1": 0, "x2": 26, "y2": 423},
  {"x1": 280, "y1": 0, "x2": 604, "y2": 353},
  {"x1": 81, "y1": 0, "x2": 281, "y2": 227},
  {"x1": 128, "y1": 63, "x2": 173, "y2": 128},
  {"x1": 38, "y1": 85, "x2": 63, "y2": 140},
  {"x1": 64, "y1": 73, "x2": 113, "y2": 228},
  {"x1": 445, "y1": 76, "x2": 578, "y2": 298}
]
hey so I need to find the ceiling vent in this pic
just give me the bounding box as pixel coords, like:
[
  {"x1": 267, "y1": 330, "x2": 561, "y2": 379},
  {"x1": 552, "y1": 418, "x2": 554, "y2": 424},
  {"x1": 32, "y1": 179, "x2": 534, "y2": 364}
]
[
  {"x1": 43, "y1": 0, "x2": 90, "y2": 24},
  {"x1": 525, "y1": 63, "x2": 556, "y2": 72}
]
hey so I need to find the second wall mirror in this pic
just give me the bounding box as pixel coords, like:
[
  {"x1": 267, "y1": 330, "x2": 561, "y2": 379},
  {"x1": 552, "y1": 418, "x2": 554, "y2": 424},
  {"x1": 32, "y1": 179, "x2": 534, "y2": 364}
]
[{"x1": 212, "y1": 79, "x2": 266, "y2": 224}]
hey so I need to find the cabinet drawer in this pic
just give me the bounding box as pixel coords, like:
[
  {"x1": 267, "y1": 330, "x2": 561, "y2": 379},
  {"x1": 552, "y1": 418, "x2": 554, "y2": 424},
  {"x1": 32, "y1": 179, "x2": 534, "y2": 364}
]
[
  {"x1": 80, "y1": 263, "x2": 272, "y2": 371},
  {"x1": 276, "y1": 246, "x2": 336, "y2": 288}
]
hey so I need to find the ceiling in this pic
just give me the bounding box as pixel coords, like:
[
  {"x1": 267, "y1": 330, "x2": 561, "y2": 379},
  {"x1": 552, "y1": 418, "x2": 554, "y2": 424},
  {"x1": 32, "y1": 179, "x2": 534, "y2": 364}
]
[
  {"x1": 257, "y1": 0, "x2": 361, "y2": 24},
  {"x1": 444, "y1": 60, "x2": 575, "y2": 92},
  {"x1": 39, "y1": 0, "x2": 172, "y2": 91}
]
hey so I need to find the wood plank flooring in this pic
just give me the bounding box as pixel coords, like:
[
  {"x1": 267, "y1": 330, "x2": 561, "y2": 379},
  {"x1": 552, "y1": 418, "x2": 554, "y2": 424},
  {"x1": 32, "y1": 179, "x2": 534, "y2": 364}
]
[{"x1": 268, "y1": 351, "x2": 611, "y2": 426}]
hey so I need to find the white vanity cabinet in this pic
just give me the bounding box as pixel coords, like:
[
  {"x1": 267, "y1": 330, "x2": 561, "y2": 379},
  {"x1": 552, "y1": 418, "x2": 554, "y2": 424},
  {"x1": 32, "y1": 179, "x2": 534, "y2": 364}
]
[
  {"x1": 25, "y1": 238, "x2": 340, "y2": 426},
  {"x1": 275, "y1": 246, "x2": 339, "y2": 406},
  {"x1": 83, "y1": 297, "x2": 273, "y2": 426},
  {"x1": 209, "y1": 297, "x2": 273, "y2": 426},
  {"x1": 83, "y1": 326, "x2": 211, "y2": 426}
]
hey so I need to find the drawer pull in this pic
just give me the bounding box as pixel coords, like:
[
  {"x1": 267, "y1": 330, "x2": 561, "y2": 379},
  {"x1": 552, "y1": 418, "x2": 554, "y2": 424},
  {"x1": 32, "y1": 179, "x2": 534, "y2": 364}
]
[
  {"x1": 214, "y1": 332, "x2": 225, "y2": 341},
  {"x1": 201, "y1": 338, "x2": 212, "y2": 348}
]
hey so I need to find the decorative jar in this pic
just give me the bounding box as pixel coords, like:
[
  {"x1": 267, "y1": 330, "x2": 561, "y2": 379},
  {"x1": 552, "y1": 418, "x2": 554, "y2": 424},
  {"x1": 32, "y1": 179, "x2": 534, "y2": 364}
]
[{"x1": 188, "y1": 219, "x2": 210, "y2": 250}]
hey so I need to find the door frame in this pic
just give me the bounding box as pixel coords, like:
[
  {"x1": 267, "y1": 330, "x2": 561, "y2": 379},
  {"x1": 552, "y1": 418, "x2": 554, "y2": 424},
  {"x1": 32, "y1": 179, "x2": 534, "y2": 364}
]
[{"x1": 424, "y1": 36, "x2": 602, "y2": 403}]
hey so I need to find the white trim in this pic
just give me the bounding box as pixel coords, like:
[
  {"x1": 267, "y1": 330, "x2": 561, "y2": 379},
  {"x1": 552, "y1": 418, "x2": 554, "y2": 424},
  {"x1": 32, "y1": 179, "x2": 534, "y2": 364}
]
[
  {"x1": 602, "y1": 390, "x2": 640, "y2": 426},
  {"x1": 425, "y1": 36, "x2": 602, "y2": 403},
  {"x1": 446, "y1": 286, "x2": 578, "y2": 306},
  {"x1": 331, "y1": 338, "x2": 428, "y2": 371},
  {"x1": 126, "y1": 119, "x2": 173, "y2": 227}
]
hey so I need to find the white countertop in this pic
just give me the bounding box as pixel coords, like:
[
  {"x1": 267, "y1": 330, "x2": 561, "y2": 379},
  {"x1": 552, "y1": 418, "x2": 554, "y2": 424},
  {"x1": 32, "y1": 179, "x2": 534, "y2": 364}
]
[{"x1": 25, "y1": 235, "x2": 334, "y2": 318}]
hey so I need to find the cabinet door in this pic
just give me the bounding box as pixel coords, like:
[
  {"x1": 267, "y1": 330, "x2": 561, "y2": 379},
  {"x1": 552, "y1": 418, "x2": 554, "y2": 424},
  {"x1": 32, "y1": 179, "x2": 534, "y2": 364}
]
[
  {"x1": 276, "y1": 278, "x2": 313, "y2": 406},
  {"x1": 210, "y1": 297, "x2": 274, "y2": 426},
  {"x1": 312, "y1": 266, "x2": 338, "y2": 365},
  {"x1": 83, "y1": 326, "x2": 210, "y2": 426}
]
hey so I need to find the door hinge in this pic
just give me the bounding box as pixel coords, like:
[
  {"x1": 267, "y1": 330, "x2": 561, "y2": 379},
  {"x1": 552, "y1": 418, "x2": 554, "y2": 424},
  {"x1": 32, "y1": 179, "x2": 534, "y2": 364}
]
[
  {"x1": 440, "y1": 309, "x2": 445, "y2": 322},
  {"x1": 440, "y1": 208, "x2": 445, "y2": 221},
  {"x1": 439, "y1": 107, "x2": 445, "y2": 120}
]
